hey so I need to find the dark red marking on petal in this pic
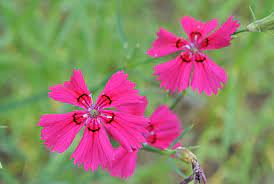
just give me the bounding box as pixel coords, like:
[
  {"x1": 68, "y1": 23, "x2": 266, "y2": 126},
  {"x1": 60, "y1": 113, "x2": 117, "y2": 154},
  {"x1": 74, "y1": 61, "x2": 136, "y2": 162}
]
[
  {"x1": 105, "y1": 113, "x2": 115, "y2": 124},
  {"x1": 77, "y1": 93, "x2": 90, "y2": 107},
  {"x1": 190, "y1": 32, "x2": 202, "y2": 42},
  {"x1": 96, "y1": 94, "x2": 112, "y2": 108},
  {"x1": 194, "y1": 54, "x2": 206, "y2": 63},
  {"x1": 88, "y1": 127, "x2": 100, "y2": 132},
  {"x1": 146, "y1": 124, "x2": 154, "y2": 132},
  {"x1": 72, "y1": 113, "x2": 84, "y2": 125},
  {"x1": 147, "y1": 134, "x2": 157, "y2": 144},
  {"x1": 180, "y1": 52, "x2": 192, "y2": 63},
  {"x1": 200, "y1": 38, "x2": 209, "y2": 48},
  {"x1": 102, "y1": 94, "x2": 112, "y2": 105},
  {"x1": 176, "y1": 39, "x2": 184, "y2": 48}
]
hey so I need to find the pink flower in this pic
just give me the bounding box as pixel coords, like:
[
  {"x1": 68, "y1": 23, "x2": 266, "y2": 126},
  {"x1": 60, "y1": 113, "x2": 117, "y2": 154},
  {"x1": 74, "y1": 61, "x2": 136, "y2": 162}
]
[
  {"x1": 147, "y1": 16, "x2": 240, "y2": 95},
  {"x1": 107, "y1": 105, "x2": 182, "y2": 178},
  {"x1": 38, "y1": 69, "x2": 148, "y2": 172},
  {"x1": 145, "y1": 105, "x2": 182, "y2": 149}
]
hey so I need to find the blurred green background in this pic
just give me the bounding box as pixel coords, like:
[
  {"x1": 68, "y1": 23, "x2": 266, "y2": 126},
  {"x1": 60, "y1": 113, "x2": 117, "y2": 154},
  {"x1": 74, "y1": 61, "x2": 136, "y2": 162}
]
[{"x1": 0, "y1": 0, "x2": 273, "y2": 183}]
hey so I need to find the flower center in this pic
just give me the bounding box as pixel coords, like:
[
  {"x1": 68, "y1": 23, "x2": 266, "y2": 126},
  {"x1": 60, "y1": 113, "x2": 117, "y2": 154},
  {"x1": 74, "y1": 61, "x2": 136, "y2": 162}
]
[
  {"x1": 89, "y1": 109, "x2": 99, "y2": 118},
  {"x1": 189, "y1": 43, "x2": 199, "y2": 53}
]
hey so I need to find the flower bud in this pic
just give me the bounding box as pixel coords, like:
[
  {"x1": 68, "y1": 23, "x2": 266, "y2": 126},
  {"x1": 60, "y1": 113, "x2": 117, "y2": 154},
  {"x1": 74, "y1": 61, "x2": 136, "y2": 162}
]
[
  {"x1": 247, "y1": 12, "x2": 274, "y2": 32},
  {"x1": 175, "y1": 146, "x2": 197, "y2": 164},
  {"x1": 176, "y1": 147, "x2": 207, "y2": 184}
]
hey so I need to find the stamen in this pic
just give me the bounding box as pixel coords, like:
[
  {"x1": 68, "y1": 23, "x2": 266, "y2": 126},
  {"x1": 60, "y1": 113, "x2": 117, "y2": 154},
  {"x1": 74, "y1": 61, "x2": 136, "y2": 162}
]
[
  {"x1": 104, "y1": 113, "x2": 115, "y2": 124},
  {"x1": 185, "y1": 45, "x2": 191, "y2": 50},
  {"x1": 190, "y1": 32, "x2": 202, "y2": 42},
  {"x1": 194, "y1": 35, "x2": 198, "y2": 41}
]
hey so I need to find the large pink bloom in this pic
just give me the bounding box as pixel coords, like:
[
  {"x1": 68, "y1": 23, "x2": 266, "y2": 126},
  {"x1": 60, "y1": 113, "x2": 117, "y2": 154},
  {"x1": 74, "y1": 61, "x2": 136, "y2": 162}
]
[
  {"x1": 107, "y1": 105, "x2": 182, "y2": 178},
  {"x1": 147, "y1": 16, "x2": 240, "y2": 95},
  {"x1": 38, "y1": 69, "x2": 148, "y2": 172}
]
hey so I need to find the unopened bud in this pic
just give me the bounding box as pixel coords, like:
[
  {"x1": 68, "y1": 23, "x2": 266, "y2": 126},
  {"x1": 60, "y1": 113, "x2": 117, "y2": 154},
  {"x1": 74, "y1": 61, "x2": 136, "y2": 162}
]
[
  {"x1": 175, "y1": 146, "x2": 197, "y2": 164},
  {"x1": 176, "y1": 147, "x2": 207, "y2": 184},
  {"x1": 247, "y1": 12, "x2": 274, "y2": 32}
]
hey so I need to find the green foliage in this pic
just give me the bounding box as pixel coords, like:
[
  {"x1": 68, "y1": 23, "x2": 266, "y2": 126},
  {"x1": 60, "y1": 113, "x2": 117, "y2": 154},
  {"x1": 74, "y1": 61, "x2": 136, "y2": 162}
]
[{"x1": 0, "y1": 0, "x2": 273, "y2": 183}]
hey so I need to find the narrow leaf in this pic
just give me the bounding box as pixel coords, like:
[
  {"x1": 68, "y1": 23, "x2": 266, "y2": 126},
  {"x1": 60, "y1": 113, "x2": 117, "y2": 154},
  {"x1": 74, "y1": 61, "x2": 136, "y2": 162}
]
[{"x1": 249, "y1": 6, "x2": 257, "y2": 21}]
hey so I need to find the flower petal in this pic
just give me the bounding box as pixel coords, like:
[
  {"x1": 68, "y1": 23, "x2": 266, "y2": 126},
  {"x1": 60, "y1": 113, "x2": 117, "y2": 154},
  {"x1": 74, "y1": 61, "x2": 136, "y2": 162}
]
[
  {"x1": 49, "y1": 69, "x2": 92, "y2": 109},
  {"x1": 96, "y1": 71, "x2": 143, "y2": 109},
  {"x1": 147, "y1": 105, "x2": 182, "y2": 149},
  {"x1": 107, "y1": 147, "x2": 137, "y2": 179},
  {"x1": 102, "y1": 111, "x2": 148, "y2": 151},
  {"x1": 71, "y1": 124, "x2": 114, "y2": 172},
  {"x1": 181, "y1": 16, "x2": 218, "y2": 42},
  {"x1": 116, "y1": 96, "x2": 148, "y2": 116},
  {"x1": 147, "y1": 27, "x2": 188, "y2": 58},
  {"x1": 38, "y1": 111, "x2": 85, "y2": 153},
  {"x1": 191, "y1": 56, "x2": 228, "y2": 96},
  {"x1": 201, "y1": 16, "x2": 240, "y2": 50},
  {"x1": 153, "y1": 54, "x2": 193, "y2": 93}
]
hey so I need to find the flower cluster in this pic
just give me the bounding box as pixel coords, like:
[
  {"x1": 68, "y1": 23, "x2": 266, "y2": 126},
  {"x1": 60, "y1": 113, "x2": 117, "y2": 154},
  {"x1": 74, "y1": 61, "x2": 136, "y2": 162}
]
[
  {"x1": 38, "y1": 69, "x2": 182, "y2": 177},
  {"x1": 38, "y1": 15, "x2": 240, "y2": 181}
]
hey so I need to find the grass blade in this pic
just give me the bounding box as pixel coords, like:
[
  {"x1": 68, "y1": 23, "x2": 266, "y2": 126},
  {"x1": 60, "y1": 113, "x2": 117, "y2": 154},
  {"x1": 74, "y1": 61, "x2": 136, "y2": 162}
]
[{"x1": 169, "y1": 125, "x2": 193, "y2": 149}]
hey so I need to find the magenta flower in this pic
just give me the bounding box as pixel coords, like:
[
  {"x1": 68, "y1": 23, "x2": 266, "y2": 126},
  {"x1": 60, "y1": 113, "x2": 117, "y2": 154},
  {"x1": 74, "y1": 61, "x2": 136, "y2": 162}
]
[
  {"x1": 38, "y1": 69, "x2": 148, "y2": 172},
  {"x1": 107, "y1": 105, "x2": 183, "y2": 178},
  {"x1": 147, "y1": 16, "x2": 240, "y2": 95},
  {"x1": 145, "y1": 105, "x2": 182, "y2": 149}
]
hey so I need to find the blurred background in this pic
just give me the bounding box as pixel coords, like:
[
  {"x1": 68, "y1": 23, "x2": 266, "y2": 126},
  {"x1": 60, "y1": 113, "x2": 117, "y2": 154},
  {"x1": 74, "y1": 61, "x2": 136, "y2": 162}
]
[{"x1": 0, "y1": 0, "x2": 273, "y2": 183}]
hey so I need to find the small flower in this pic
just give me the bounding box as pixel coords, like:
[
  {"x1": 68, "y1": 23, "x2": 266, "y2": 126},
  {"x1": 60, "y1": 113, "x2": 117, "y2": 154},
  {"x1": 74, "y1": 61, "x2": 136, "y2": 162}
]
[
  {"x1": 147, "y1": 16, "x2": 240, "y2": 95},
  {"x1": 38, "y1": 69, "x2": 148, "y2": 172},
  {"x1": 145, "y1": 105, "x2": 183, "y2": 149},
  {"x1": 107, "y1": 105, "x2": 183, "y2": 178}
]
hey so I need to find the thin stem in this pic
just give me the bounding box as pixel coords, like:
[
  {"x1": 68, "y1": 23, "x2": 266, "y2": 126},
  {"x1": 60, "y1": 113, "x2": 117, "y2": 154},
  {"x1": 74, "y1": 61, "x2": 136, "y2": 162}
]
[
  {"x1": 170, "y1": 92, "x2": 185, "y2": 110},
  {"x1": 142, "y1": 144, "x2": 176, "y2": 156},
  {"x1": 232, "y1": 28, "x2": 249, "y2": 35}
]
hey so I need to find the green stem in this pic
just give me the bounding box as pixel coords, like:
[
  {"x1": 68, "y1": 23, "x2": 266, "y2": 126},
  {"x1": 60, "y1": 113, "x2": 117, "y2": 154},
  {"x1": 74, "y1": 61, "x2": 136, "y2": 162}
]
[
  {"x1": 142, "y1": 144, "x2": 176, "y2": 156},
  {"x1": 232, "y1": 28, "x2": 249, "y2": 35},
  {"x1": 170, "y1": 92, "x2": 185, "y2": 110}
]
